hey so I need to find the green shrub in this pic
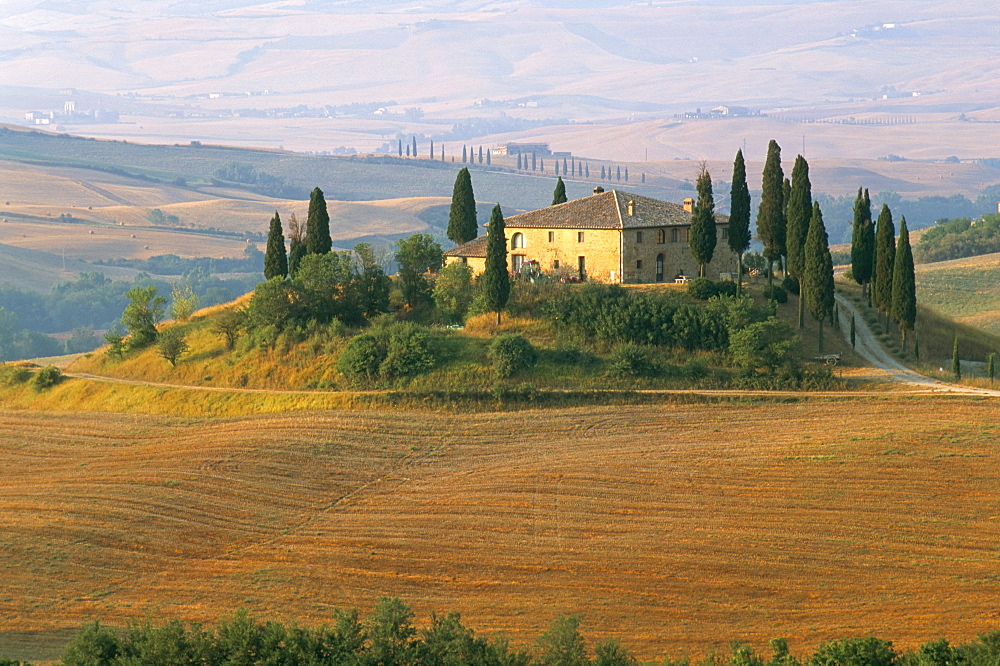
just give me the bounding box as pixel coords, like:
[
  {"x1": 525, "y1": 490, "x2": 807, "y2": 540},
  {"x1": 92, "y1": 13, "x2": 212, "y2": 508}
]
[
  {"x1": 607, "y1": 344, "x2": 658, "y2": 378},
  {"x1": 489, "y1": 334, "x2": 538, "y2": 378},
  {"x1": 32, "y1": 365, "x2": 62, "y2": 391},
  {"x1": 550, "y1": 342, "x2": 597, "y2": 366},
  {"x1": 0, "y1": 365, "x2": 32, "y2": 386},
  {"x1": 762, "y1": 285, "x2": 788, "y2": 303},
  {"x1": 687, "y1": 277, "x2": 717, "y2": 300},
  {"x1": 782, "y1": 275, "x2": 799, "y2": 295},
  {"x1": 337, "y1": 323, "x2": 440, "y2": 383},
  {"x1": 714, "y1": 280, "x2": 738, "y2": 298}
]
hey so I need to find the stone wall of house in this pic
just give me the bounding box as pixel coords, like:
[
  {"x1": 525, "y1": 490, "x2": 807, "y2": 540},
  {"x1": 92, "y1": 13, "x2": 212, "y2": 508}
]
[
  {"x1": 622, "y1": 225, "x2": 738, "y2": 283},
  {"x1": 507, "y1": 226, "x2": 622, "y2": 282}
]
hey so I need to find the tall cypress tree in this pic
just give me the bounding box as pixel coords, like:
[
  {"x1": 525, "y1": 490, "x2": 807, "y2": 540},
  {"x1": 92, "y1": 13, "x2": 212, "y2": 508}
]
[
  {"x1": 287, "y1": 212, "x2": 305, "y2": 276},
  {"x1": 447, "y1": 168, "x2": 478, "y2": 245},
  {"x1": 555, "y1": 160, "x2": 560, "y2": 176},
  {"x1": 479, "y1": 146, "x2": 483, "y2": 163},
  {"x1": 461, "y1": 145, "x2": 467, "y2": 163},
  {"x1": 531, "y1": 152, "x2": 537, "y2": 171},
  {"x1": 517, "y1": 153, "x2": 523, "y2": 170},
  {"x1": 412, "y1": 136, "x2": 417, "y2": 157},
  {"x1": 430, "y1": 140, "x2": 434, "y2": 159},
  {"x1": 786, "y1": 155, "x2": 812, "y2": 328},
  {"x1": 689, "y1": 166, "x2": 716, "y2": 278},
  {"x1": 305, "y1": 187, "x2": 332, "y2": 256},
  {"x1": 263, "y1": 210, "x2": 288, "y2": 280},
  {"x1": 486, "y1": 150, "x2": 491, "y2": 165},
  {"x1": 728, "y1": 149, "x2": 752, "y2": 296},
  {"x1": 552, "y1": 177, "x2": 567, "y2": 205},
  {"x1": 891, "y1": 216, "x2": 916, "y2": 353},
  {"x1": 757, "y1": 139, "x2": 786, "y2": 288},
  {"x1": 398, "y1": 139, "x2": 402, "y2": 157},
  {"x1": 850, "y1": 188, "x2": 873, "y2": 298},
  {"x1": 804, "y1": 202, "x2": 834, "y2": 352},
  {"x1": 873, "y1": 203, "x2": 896, "y2": 324},
  {"x1": 482, "y1": 204, "x2": 510, "y2": 326},
  {"x1": 585, "y1": 164, "x2": 590, "y2": 178}
]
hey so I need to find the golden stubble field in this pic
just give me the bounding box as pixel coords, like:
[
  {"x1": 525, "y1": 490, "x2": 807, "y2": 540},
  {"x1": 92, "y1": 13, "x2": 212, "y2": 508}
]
[{"x1": 3, "y1": 397, "x2": 1000, "y2": 659}]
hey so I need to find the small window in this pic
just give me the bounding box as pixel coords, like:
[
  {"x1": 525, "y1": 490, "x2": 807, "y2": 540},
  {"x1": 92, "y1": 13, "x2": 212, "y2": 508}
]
[
  {"x1": 721, "y1": 227, "x2": 729, "y2": 240},
  {"x1": 657, "y1": 229, "x2": 665, "y2": 244},
  {"x1": 553, "y1": 259, "x2": 560, "y2": 269},
  {"x1": 547, "y1": 231, "x2": 554, "y2": 243},
  {"x1": 636, "y1": 231, "x2": 643, "y2": 244},
  {"x1": 636, "y1": 259, "x2": 643, "y2": 270},
  {"x1": 511, "y1": 232, "x2": 525, "y2": 250},
  {"x1": 671, "y1": 228, "x2": 679, "y2": 243},
  {"x1": 577, "y1": 231, "x2": 585, "y2": 243},
  {"x1": 684, "y1": 228, "x2": 690, "y2": 242}
]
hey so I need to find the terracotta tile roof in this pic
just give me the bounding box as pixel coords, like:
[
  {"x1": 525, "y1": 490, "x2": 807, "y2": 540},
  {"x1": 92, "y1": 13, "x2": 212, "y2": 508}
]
[
  {"x1": 443, "y1": 234, "x2": 488, "y2": 258},
  {"x1": 441, "y1": 190, "x2": 728, "y2": 258}
]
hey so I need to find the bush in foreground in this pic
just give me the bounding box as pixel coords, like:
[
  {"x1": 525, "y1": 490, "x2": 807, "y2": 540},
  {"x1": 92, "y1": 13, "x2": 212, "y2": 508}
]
[{"x1": 489, "y1": 334, "x2": 538, "y2": 378}]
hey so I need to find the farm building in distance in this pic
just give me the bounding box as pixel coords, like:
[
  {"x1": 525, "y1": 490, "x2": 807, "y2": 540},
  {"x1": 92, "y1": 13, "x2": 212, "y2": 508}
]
[{"x1": 444, "y1": 188, "x2": 736, "y2": 284}]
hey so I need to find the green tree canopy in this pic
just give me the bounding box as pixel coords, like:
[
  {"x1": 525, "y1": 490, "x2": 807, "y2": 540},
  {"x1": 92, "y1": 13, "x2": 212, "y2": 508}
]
[
  {"x1": 785, "y1": 155, "x2": 812, "y2": 279},
  {"x1": 482, "y1": 204, "x2": 511, "y2": 325},
  {"x1": 352, "y1": 242, "x2": 390, "y2": 318},
  {"x1": 873, "y1": 203, "x2": 896, "y2": 317},
  {"x1": 263, "y1": 210, "x2": 288, "y2": 280},
  {"x1": 689, "y1": 165, "x2": 717, "y2": 277},
  {"x1": 552, "y1": 176, "x2": 568, "y2": 205},
  {"x1": 728, "y1": 148, "x2": 752, "y2": 294},
  {"x1": 890, "y1": 216, "x2": 916, "y2": 351},
  {"x1": 305, "y1": 187, "x2": 332, "y2": 256},
  {"x1": 286, "y1": 212, "x2": 306, "y2": 276},
  {"x1": 394, "y1": 233, "x2": 443, "y2": 307},
  {"x1": 850, "y1": 188, "x2": 874, "y2": 295},
  {"x1": 121, "y1": 285, "x2": 166, "y2": 348},
  {"x1": 432, "y1": 261, "x2": 474, "y2": 323},
  {"x1": 447, "y1": 168, "x2": 478, "y2": 245},
  {"x1": 757, "y1": 139, "x2": 786, "y2": 283},
  {"x1": 803, "y1": 202, "x2": 834, "y2": 352}
]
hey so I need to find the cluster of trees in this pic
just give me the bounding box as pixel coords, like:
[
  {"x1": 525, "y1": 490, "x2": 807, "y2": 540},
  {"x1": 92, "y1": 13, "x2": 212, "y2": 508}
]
[
  {"x1": 913, "y1": 214, "x2": 1000, "y2": 263},
  {"x1": 95, "y1": 246, "x2": 264, "y2": 275},
  {"x1": 42, "y1": 599, "x2": 1000, "y2": 666}
]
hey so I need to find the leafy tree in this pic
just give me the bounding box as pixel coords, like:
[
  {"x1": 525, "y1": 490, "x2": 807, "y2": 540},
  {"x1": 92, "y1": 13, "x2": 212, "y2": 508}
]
[
  {"x1": 295, "y1": 251, "x2": 363, "y2": 326},
  {"x1": 287, "y1": 212, "x2": 306, "y2": 275},
  {"x1": 263, "y1": 210, "x2": 288, "y2": 279},
  {"x1": 61, "y1": 621, "x2": 122, "y2": 666},
  {"x1": 353, "y1": 242, "x2": 391, "y2": 318},
  {"x1": 890, "y1": 217, "x2": 917, "y2": 352},
  {"x1": 482, "y1": 204, "x2": 511, "y2": 325},
  {"x1": 367, "y1": 597, "x2": 418, "y2": 666},
  {"x1": 32, "y1": 365, "x2": 62, "y2": 391},
  {"x1": 213, "y1": 307, "x2": 245, "y2": 350},
  {"x1": 170, "y1": 283, "x2": 198, "y2": 321},
  {"x1": 104, "y1": 330, "x2": 126, "y2": 358},
  {"x1": 729, "y1": 318, "x2": 799, "y2": 375},
  {"x1": 447, "y1": 168, "x2": 479, "y2": 245},
  {"x1": 122, "y1": 285, "x2": 166, "y2": 348},
  {"x1": 803, "y1": 202, "x2": 834, "y2": 352},
  {"x1": 395, "y1": 233, "x2": 443, "y2": 307},
  {"x1": 728, "y1": 149, "x2": 752, "y2": 295},
  {"x1": 873, "y1": 204, "x2": 896, "y2": 324},
  {"x1": 432, "y1": 261, "x2": 474, "y2": 323},
  {"x1": 850, "y1": 188, "x2": 874, "y2": 299},
  {"x1": 769, "y1": 637, "x2": 801, "y2": 666},
  {"x1": 595, "y1": 638, "x2": 638, "y2": 666},
  {"x1": 536, "y1": 615, "x2": 589, "y2": 666},
  {"x1": 785, "y1": 155, "x2": 812, "y2": 328},
  {"x1": 689, "y1": 165, "x2": 717, "y2": 278},
  {"x1": 757, "y1": 139, "x2": 786, "y2": 288},
  {"x1": 246, "y1": 277, "x2": 305, "y2": 332},
  {"x1": 305, "y1": 186, "x2": 332, "y2": 256},
  {"x1": 489, "y1": 334, "x2": 538, "y2": 378},
  {"x1": 552, "y1": 176, "x2": 568, "y2": 205},
  {"x1": 157, "y1": 328, "x2": 189, "y2": 367},
  {"x1": 808, "y1": 637, "x2": 896, "y2": 666}
]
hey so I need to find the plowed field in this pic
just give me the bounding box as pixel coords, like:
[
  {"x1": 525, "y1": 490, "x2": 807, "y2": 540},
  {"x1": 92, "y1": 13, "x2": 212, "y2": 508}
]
[{"x1": 3, "y1": 397, "x2": 1000, "y2": 660}]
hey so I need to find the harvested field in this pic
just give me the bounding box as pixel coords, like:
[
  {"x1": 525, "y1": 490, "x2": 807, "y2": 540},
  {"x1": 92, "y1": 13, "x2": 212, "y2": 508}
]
[{"x1": 3, "y1": 397, "x2": 1000, "y2": 660}]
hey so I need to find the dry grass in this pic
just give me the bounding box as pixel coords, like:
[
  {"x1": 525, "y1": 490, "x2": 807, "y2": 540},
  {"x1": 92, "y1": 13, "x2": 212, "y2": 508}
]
[{"x1": 3, "y1": 398, "x2": 1000, "y2": 662}]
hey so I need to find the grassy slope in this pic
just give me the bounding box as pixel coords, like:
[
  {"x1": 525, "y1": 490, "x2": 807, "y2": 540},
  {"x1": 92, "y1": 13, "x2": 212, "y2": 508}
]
[
  {"x1": 2, "y1": 399, "x2": 1000, "y2": 663},
  {"x1": 915, "y1": 251, "x2": 1000, "y2": 336}
]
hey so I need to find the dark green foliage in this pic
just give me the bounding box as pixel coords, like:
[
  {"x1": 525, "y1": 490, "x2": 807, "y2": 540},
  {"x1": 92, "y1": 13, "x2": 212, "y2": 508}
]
[
  {"x1": 489, "y1": 334, "x2": 538, "y2": 378},
  {"x1": 785, "y1": 155, "x2": 812, "y2": 279},
  {"x1": 536, "y1": 615, "x2": 589, "y2": 666},
  {"x1": 689, "y1": 166, "x2": 717, "y2": 276},
  {"x1": 762, "y1": 285, "x2": 788, "y2": 304},
  {"x1": 873, "y1": 204, "x2": 896, "y2": 316},
  {"x1": 808, "y1": 637, "x2": 896, "y2": 666},
  {"x1": 914, "y1": 214, "x2": 1000, "y2": 263},
  {"x1": 673, "y1": 304, "x2": 728, "y2": 352},
  {"x1": 432, "y1": 261, "x2": 474, "y2": 323},
  {"x1": 595, "y1": 638, "x2": 638, "y2": 666},
  {"x1": 769, "y1": 638, "x2": 801, "y2": 666},
  {"x1": 353, "y1": 242, "x2": 391, "y2": 318},
  {"x1": 715, "y1": 280, "x2": 738, "y2": 298},
  {"x1": 988, "y1": 353, "x2": 995, "y2": 382},
  {"x1": 757, "y1": 139, "x2": 786, "y2": 276},
  {"x1": 544, "y1": 284, "x2": 680, "y2": 347},
  {"x1": 607, "y1": 343, "x2": 658, "y2": 378},
  {"x1": 121, "y1": 285, "x2": 166, "y2": 348},
  {"x1": 782, "y1": 275, "x2": 799, "y2": 295},
  {"x1": 482, "y1": 204, "x2": 511, "y2": 325},
  {"x1": 729, "y1": 318, "x2": 799, "y2": 375},
  {"x1": 729, "y1": 642, "x2": 765, "y2": 666},
  {"x1": 891, "y1": 217, "x2": 917, "y2": 350},
  {"x1": 552, "y1": 176, "x2": 568, "y2": 205},
  {"x1": 395, "y1": 233, "x2": 444, "y2": 307},
  {"x1": 31, "y1": 365, "x2": 62, "y2": 391},
  {"x1": 263, "y1": 210, "x2": 288, "y2": 280},
  {"x1": 295, "y1": 252, "x2": 365, "y2": 326},
  {"x1": 305, "y1": 186, "x2": 332, "y2": 256},
  {"x1": 104, "y1": 330, "x2": 126, "y2": 358},
  {"x1": 157, "y1": 328, "x2": 189, "y2": 367},
  {"x1": 368, "y1": 597, "x2": 418, "y2": 666},
  {"x1": 0, "y1": 364, "x2": 32, "y2": 386},
  {"x1": 851, "y1": 188, "x2": 875, "y2": 291},
  {"x1": 246, "y1": 277, "x2": 306, "y2": 333},
  {"x1": 336, "y1": 322, "x2": 440, "y2": 383},
  {"x1": 447, "y1": 168, "x2": 479, "y2": 244},
  {"x1": 729, "y1": 149, "x2": 752, "y2": 293},
  {"x1": 62, "y1": 621, "x2": 121, "y2": 666},
  {"x1": 850, "y1": 314, "x2": 856, "y2": 348},
  {"x1": 953, "y1": 334, "x2": 961, "y2": 379},
  {"x1": 803, "y1": 202, "x2": 834, "y2": 350},
  {"x1": 687, "y1": 277, "x2": 718, "y2": 300},
  {"x1": 287, "y1": 212, "x2": 306, "y2": 275},
  {"x1": 213, "y1": 307, "x2": 246, "y2": 350}
]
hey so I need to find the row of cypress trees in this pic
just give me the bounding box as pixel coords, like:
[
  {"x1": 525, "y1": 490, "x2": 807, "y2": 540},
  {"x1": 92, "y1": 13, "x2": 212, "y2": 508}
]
[{"x1": 263, "y1": 187, "x2": 333, "y2": 280}]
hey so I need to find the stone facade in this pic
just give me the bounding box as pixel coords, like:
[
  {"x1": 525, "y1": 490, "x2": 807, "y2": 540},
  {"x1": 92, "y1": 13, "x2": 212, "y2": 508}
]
[{"x1": 444, "y1": 189, "x2": 738, "y2": 284}]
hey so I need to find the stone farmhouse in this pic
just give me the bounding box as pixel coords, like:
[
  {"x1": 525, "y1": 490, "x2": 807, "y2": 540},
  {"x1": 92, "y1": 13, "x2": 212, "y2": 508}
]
[{"x1": 443, "y1": 187, "x2": 737, "y2": 284}]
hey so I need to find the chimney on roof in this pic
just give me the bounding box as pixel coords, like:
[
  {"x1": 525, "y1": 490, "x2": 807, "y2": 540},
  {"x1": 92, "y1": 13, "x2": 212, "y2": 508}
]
[
  {"x1": 593, "y1": 186, "x2": 605, "y2": 195},
  {"x1": 627, "y1": 200, "x2": 634, "y2": 216},
  {"x1": 682, "y1": 197, "x2": 694, "y2": 213}
]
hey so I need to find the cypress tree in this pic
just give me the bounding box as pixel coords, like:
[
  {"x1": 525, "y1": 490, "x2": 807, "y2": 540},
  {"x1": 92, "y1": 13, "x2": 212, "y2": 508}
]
[
  {"x1": 850, "y1": 314, "x2": 856, "y2": 348},
  {"x1": 953, "y1": 334, "x2": 961, "y2": 380},
  {"x1": 728, "y1": 149, "x2": 752, "y2": 296},
  {"x1": 540, "y1": 158, "x2": 545, "y2": 172},
  {"x1": 757, "y1": 139, "x2": 786, "y2": 288},
  {"x1": 804, "y1": 202, "x2": 834, "y2": 352},
  {"x1": 786, "y1": 155, "x2": 812, "y2": 328},
  {"x1": 600, "y1": 165, "x2": 606, "y2": 179},
  {"x1": 479, "y1": 146, "x2": 483, "y2": 163},
  {"x1": 555, "y1": 161, "x2": 560, "y2": 176},
  {"x1": 430, "y1": 140, "x2": 434, "y2": 159},
  {"x1": 406, "y1": 144, "x2": 410, "y2": 157},
  {"x1": 287, "y1": 212, "x2": 305, "y2": 276},
  {"x1": 447, "y1": 168, "x2": 478, "y2": 245},
  {"x1": 616, "y1": 166, "x2": 622, "y2": 181},
  {"x1": 890, "y1": 216, "x2": 916, "y2": 353},
  {"x1": 441, "y1": 145, "x2": 445, "y2": 161},
  {"x1": 552, "y1": 177, "x2": 567, "y2": 206},
  {"x1": 532, "y1": 152, "x2": 537, "y2": 171},
  {"x1": 398, "y1": 139, "x2": 402, "y2": 157},
  {"x1": 482, "y1": 204, "x2": 510, "y2": 326},
  {"x1": 851, "y1": 188, "x2": 875, "y2": 299},
  {"x1": 517, "y1": 153, "x2": 523, "y2": 170},
  {"x1": 486, "y1": 150, "x2": 491, "y2": 166},
  {"x1": 462, "y1": 145, "x2": 467, "y2": 163},
  {"x1": 624, "y1": 167, "x2": 629, "y2": 181},
  {"x1": 305, "y1": 187, "x2": 332, "y2": 256},
  {"x1": 689, "y1": 165, "x2": 717, "y2": 278},
  {"x1": 563, "y1": 157, "x2": 569, "y2": 174},
  {"x1": 641, "y1": 172, "x2": 644, "y2": 183},
  {"x1": 586, "y1": 164, "x2": 590, "y2": 178},
  {"x1": 263, "y1": 210, "x2": 288, "y2": 280},
  {"x1": 988, "y1": 352, "x2": 995, "y2": 383},
  {"x1": 873, "y1": 204, "x2": 896, "y2": 324},
  {"x1": 571, "y1": 159, "x2": 576, "y2": 176},
  {"x1": 412, "y1": 136, "x2": 417, "y2": 157}
]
